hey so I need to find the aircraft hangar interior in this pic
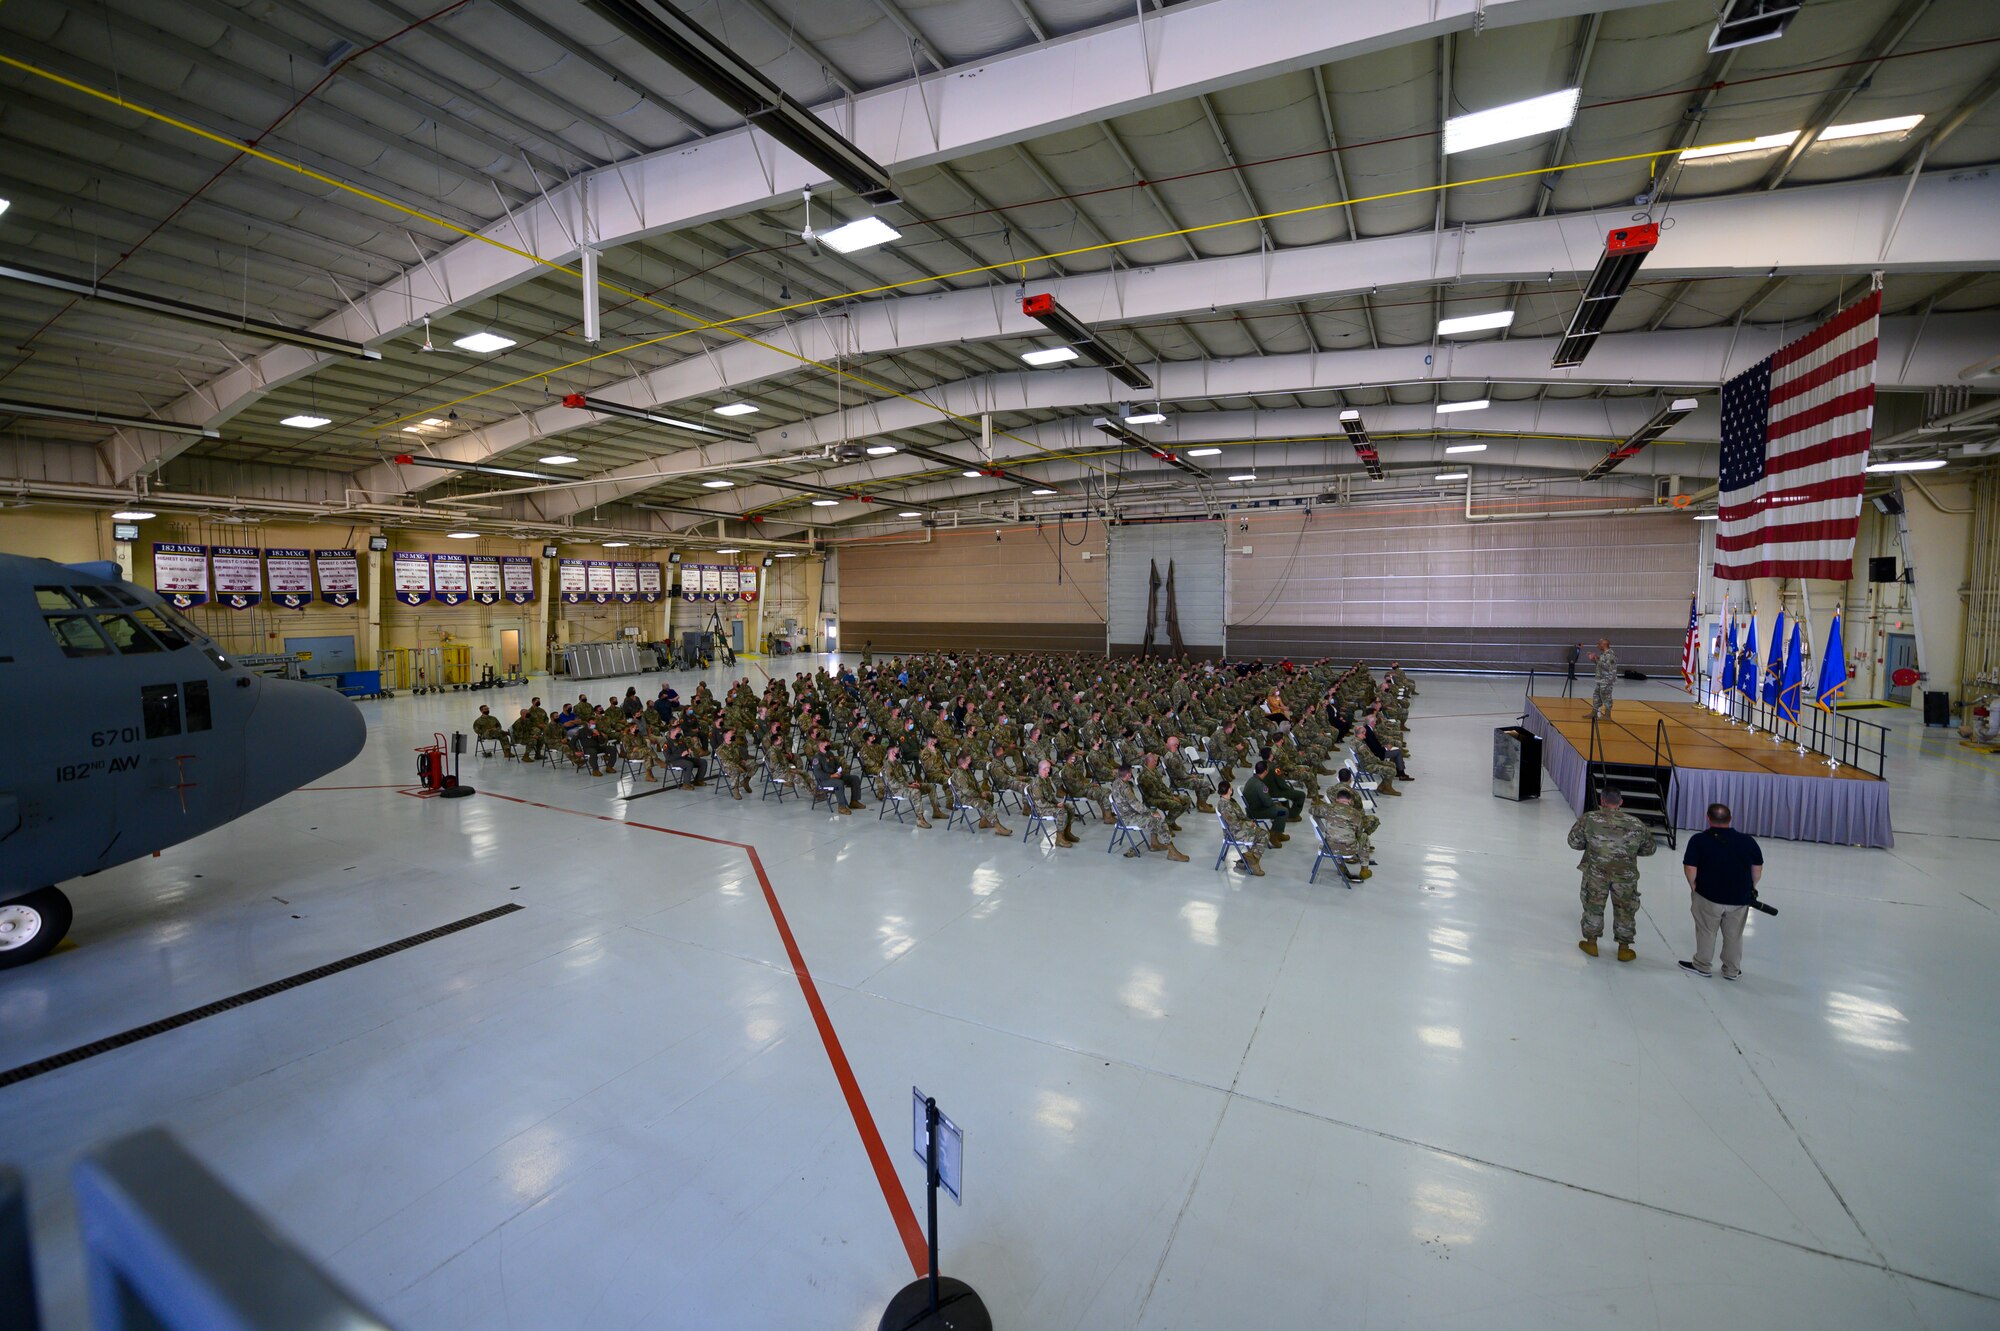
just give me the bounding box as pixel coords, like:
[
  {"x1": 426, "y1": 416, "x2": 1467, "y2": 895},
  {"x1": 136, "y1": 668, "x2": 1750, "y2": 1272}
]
[{"x1": 3, "y1": 0, "x2": 2000, "y2": 1327}]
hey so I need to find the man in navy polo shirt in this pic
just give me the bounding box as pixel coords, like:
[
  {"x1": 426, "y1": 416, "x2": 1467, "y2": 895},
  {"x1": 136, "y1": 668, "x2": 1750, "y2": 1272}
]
[{"x1": 1679, "y1": 802, "x2": 1763, "y2": 981}]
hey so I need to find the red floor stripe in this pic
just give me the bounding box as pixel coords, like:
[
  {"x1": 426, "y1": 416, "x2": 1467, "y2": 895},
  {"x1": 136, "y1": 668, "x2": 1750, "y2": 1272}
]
[{"x1": 478, "y1": 790, "x2": 929, "y2": 1275}]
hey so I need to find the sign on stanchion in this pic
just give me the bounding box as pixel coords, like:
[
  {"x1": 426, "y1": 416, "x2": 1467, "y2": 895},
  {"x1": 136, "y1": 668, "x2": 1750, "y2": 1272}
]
[{"x1": 878, "y1": 1089, "x2": 990, "y2": 1331}]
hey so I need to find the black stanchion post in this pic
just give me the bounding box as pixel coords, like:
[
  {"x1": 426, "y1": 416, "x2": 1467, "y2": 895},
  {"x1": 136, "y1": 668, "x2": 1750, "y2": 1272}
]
[
  {"x1": 926, "y1": 1098, "x2": 941, "y2": 1318},
  {"x1": 879, "y1": 1092, "x2": 991, "y2": 1331}
]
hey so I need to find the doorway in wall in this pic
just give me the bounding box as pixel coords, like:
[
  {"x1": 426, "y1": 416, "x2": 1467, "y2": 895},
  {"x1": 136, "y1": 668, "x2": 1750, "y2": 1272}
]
[
  {"x1": 823, "y1": 617, "x2": 837, "y2": 655},
  {"x1": 1884, "y1": 632, "x2": 1917, "y2": 703},
  {"x1": 498, "y1": 628, "x2": 522, "y2": 676},
  {"x1": 730, "y1": 618, "x2": 745, "y2": 653}
]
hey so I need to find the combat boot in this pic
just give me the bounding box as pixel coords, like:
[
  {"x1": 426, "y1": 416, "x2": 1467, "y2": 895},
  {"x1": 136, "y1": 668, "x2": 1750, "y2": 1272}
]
[
  {"x1": 1377, "y1": 778, "x2": 1402, "y2": 796},
  {"x1": 977, "y1": 816, "x2": 994, "y2": 829},
  {"x1": 1164, "y1": 841, "x2": 1189, "y2": 863},
  {"x1": 992, "y1": 822, "x2": 1013, "y2": 837},
  {"x1": 1240, "y1": 854, "x2": 1265, "y2": 877},
  {"x1": 914, "y1": 813, "x2": 934, "y2": 829},
  {"x1": 1195, "y1": 799, "x2": 1216, "y2": 813},
  {"x1": 1578, "y1": 939, "x2": 1598, "y2": 957},
  {"x1": 1617, "y1": 944, "x2": 1636, "y2": 963}
]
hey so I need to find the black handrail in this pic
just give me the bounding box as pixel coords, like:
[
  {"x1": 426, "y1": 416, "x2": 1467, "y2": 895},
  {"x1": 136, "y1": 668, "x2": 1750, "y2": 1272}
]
[
  {"x1": 1651, "y1": 718, "x2": 1679, "y2": 850},
  {"x1": 1585, "y1": 708, "x2": 1605, "y2": 809},
  {"x1": 1690, "y1": 664, "x2": 1890, "y2": 778}
]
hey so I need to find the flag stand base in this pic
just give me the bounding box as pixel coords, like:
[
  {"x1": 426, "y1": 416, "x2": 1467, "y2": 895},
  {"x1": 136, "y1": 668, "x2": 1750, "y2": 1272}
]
[{"x1": 879, "y1": 1277, "x2": 991, "y2": 1331}]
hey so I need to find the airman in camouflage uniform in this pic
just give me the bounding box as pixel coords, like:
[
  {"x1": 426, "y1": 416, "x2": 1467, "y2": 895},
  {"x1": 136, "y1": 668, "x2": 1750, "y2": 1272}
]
[
  {"x1": 1109, "y1": 765, "x2": 1189, "y2": 861},
  {"x1": 1162, "y1": 736, "x2": 1216, "y2": 811},
  {"x1": 472, "y1": 705, "x2": 512, "y2": 757},
  {"x1": 1216, "y1": 781, "x2": 1268, "y2": 876},
  {"x1": 717, "y1": 728, "x2": 754, "y2": 799},
  {"x1": 881, "y1": 744, "x2": 933, "y2": 828},
  {"x1": 1135, "y1": 752, "x2": 1190, "y2": 831},
  {"x1": 1311, "y1": 789, "x2": 1372, "y2": 879},
  {"x1": 1026, "y1": 760, "x2": 1076, "y2": 847},
  {"x1": 950, "y1": 752, "x2": 1012, "y2": 836},
  {"x1": 509, "y1": 708, "x2": 543, "y2": 761},
  {"x1": 1588, "y1": 638, "x2": 1618, "y2": 720},
  {"x1": 1566, "y1": 785, "x2": 1655, "y2": 960}
]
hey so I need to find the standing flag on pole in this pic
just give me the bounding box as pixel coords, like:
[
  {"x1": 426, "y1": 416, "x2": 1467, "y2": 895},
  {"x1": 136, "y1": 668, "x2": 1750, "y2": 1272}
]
[
  {"x1": 1738, "y1": 616, "x2": 1759, "y2": 698},
  {"x1": 1680, "y1": 594, "x2": 1700, "y2": 692},
  {"x1": 1762, "y1": 610, "x2": 1787, "y2": 705},
  {"x1": 1714, "y1": 290, "x2": 1880, "y2": 581},
  {"x1": 1721, "y1": 619, "x2": 1740, "y2": 693},
  {"x1": 1778, "y1": 622, "x2": 1804, "y2": 723},
  {"x1": 1815, "y1": 608, "x2": 1850, "y2": 709}
]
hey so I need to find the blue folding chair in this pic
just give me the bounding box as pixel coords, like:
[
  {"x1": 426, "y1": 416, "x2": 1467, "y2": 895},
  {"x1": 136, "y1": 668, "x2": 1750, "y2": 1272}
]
[
  {"x1": 1308, "y1": 816, "x2": 1360, "y2": 887},
  {"x1": 1213, "y1": 810, "x2": 1262, "y2": 872},
  {"x1": 1020, "y1": 796, "x2": 1059, "y2": 849}
]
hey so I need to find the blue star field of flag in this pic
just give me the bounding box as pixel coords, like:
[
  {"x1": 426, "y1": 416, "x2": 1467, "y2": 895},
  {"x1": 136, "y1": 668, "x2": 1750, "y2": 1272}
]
[{"x1": 1719, "y1": 355, "x2": 1773, "y2": 494}]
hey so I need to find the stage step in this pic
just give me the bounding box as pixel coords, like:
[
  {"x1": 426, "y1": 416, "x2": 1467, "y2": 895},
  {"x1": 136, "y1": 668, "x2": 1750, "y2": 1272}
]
[{"x1": 1587, "y1": 760, "x2": 1677, "y2": 846}]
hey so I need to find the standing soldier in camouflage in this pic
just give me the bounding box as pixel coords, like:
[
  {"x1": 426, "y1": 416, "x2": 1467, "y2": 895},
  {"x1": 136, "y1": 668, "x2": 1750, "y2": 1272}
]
[
  {"x1": 1566, "y1": 785, "x2": 1656, "y2": 961},
  {"x1": 1588, "y1": 637, "x2": 1619, "y2": 720}
]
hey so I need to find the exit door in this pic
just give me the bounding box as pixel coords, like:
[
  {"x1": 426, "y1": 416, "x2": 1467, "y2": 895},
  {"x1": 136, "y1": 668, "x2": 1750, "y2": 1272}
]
[
  {"x1": 498, "y1": 629, "x2": 522, "y2": 675},
  {"x1": 730, "y1": 618, "x2": 745, "y2": 652},
  {"x1": 1884, "y1": 632, "x2": 1917, "y2": 703}
]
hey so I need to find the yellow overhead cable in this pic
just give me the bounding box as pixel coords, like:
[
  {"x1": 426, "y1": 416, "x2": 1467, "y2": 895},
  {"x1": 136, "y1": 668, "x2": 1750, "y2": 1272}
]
[{"x1": 5, "y1": 51, "x2": 1680, "y2": 474}]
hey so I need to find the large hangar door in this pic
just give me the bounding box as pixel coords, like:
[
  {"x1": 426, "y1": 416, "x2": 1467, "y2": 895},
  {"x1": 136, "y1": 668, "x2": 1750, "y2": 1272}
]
[{"x1": 1107, "y1": 521, "x2": 1226, "y2": 658}]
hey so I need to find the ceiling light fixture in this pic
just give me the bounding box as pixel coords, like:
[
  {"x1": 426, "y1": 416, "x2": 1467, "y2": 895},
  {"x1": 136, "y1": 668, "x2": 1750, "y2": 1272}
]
[
  {"x1": 1693, "y1": 513, "x2": 1720, "y2": 521},
  {"x1": 819, "y1": 216, "x2": 902, "y2": 253},
  {"x1": 111, "y1": 509, "x2": 156, "y2": 521},
  {"x1": 1865, "y1": 459, "x2": 1947, "y2": 472},
  {"x1": 1228, "y1": 473, "x2": 1258, "y2": 482},
  {"x1": 601, "y1": 541, "x2": 631, "y2": 548},
  {"x1": 1679, "y1": 131, "x2": 1800, "y2": 161},
  {"x1": 0, "y1": 198, "x2": 9, "y2": 218},
  {"x1": 421, "y1": 417, "x2": 447, "y2": 427},
  {"x1": 1031, "y1": 488, "x2": 1057, "y2": 496},
  {"x1": 1338, "y1": 409, "x2": 1361, "y2": 421},
  {"x1": 539, "y1": 454, "x2": 578, "y2": 464},
  {"x1": 1444, "y1": 443, "x2": 1487, "y2": 454},
  {"x1": 1021, "y1": 346, "x2": 1080, "y2": 367},
  {"x1": 1436, "y1": 310, "x2": 1515, "y2": 336},
  {"x1": 1186, "y1": 447, "x2": 1222, "y2": 457},
  {"x1": 898, "y1": 511, "x2": 922, "y2": 518},
  {"x1": 446, "y1": 531, "x2": 479, "y2": 539},
  {"x1": 1818, "y1": 114, "x2": 1923, "y2": 142},
  {"x1": 1443, "y1": 88, "x2": 1581, "y2": 154},
  {"x1": 775, "y1": 552, "x2": 799, "y2": 558},
  {"x1": 452, "y1": 331, "x2": 516, "y2": 353},
  {"x1": 1435, "y1": 471, "x2": 1470, "y2": 481},
  {"x1": 865, "y1": 445, "x2": 898, "y2": 456},
  {"x1": 714, "y1": 547, "x2": 740, "y2": 554},
  {"x1": 1124, "y1": 411, "x2": 1167, "y2": 425},
  {"x1": 963, "y1": 469, "x2": 984, "y2": 478},
  {"x1": 280, "y1": 414, "x2": 331, "y2": 429},
  {"x1": 810, "y1": 498, "x2": 839, "y2": 506},
  {"x1": 1434, "y1": 399, "x2": 1491, "y2": 414},
  {"x1": 713, "y1": 402, "x2": 759, "y2": 417},
  {"x1": 701, "y1": 479, "x2": 736, "y2": 489},
  {"x1": 0, "y1": 260, "x2": 379, "y2": 360},
  {"x1": 1709, "y1": 0, "x2": 1801, "y2": 52}
]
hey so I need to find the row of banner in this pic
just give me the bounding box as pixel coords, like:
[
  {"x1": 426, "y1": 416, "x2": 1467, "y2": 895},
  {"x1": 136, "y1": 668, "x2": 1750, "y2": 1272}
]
[
  {"x1": 153, "y1": 545, "x2": 762, "y2": 611},
  {"x1": 152, "y1": 544, "x2": 536, "y2": 610}
]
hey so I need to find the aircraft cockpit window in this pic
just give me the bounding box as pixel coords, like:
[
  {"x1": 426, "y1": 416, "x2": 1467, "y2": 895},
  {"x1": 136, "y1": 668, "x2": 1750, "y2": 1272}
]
[
  {"x1": 97, "y1": 614, "x2": 166, "y2": 654},
  {"x1": 129, "y1": 608, "x2": 190, "y2": 651},
  {"x1": 35, "y1": 586, "x2": 78, "y2": 611},
  {"x1": 142, "y1": 683, "x2": 182, "y2": 740},
  {"x1": 184, "y1": 679, "x2": 213, "y2": 733},
  {"x1": 150, "y1": 602, "x2": 229, "y2": 670},
  {"x1": 48, "y1": 615, "x2": 113, "y2": 657},
  {"x1": 73, "y1": 585, "x2": 131, "y2": 608}
]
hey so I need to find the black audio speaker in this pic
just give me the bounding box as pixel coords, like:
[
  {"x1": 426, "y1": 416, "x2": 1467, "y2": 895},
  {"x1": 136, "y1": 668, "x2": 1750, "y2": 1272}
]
[
  {"x1": 1868, "y1": 556, "x2": 1898, "y2": 583},
  {"x1": 1872, "y1": 493, "x2": 1904, "y2": 516}
]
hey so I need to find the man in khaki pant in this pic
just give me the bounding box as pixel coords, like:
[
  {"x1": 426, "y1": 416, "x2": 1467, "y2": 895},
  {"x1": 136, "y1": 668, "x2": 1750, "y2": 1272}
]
[{"x1": 1678, "y1": 803, "x2": 1763, "y2": 981}]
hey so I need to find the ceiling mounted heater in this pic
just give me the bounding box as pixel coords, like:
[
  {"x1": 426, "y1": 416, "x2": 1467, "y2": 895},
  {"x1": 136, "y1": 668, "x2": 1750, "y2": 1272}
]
[
  {"x1": 1093, "y1": 419, "x2": 1207, "y2": 480},
  {"x1": 1021, "y1": 294, "x2": 1152, "y2": 391},
  {"x1": 1338, "y1": 410, "x2": 1384, "y2": 480},
  {"x1": 1551, "y1": 224, "x2": 1659, "y2": 369},
  {"x1": 1580, "y1": 397, "x2": 1700, "y2": 480}
]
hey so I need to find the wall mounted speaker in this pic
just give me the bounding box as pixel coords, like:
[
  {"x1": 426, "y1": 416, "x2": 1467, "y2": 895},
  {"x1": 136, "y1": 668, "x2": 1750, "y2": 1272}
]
[
  {"x1": 1868, "y1": 556, "x2": 1898, "y2": 583},
  {"x1": 1871, "y1": 493, "x2": 1904, "y2": 516}
]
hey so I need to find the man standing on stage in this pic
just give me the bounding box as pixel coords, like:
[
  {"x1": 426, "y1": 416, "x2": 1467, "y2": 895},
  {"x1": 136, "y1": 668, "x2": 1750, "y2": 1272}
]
[{"x1": 1588, "y1": 638, "x2": 1618, "y2": 719}]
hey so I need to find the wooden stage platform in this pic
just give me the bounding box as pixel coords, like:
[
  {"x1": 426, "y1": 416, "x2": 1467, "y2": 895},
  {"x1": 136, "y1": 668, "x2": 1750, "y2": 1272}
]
[
  {"x1": 1529, "y1": 697, "x2": 1881, "y2": 781},
  {"x1": 1522, "y1": 697, "x2": 1893, "y2": 848}
]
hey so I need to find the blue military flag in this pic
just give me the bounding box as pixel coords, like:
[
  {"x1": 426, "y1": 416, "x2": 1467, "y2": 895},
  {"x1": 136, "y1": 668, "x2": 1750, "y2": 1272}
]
[
  {"x1": 1815, "y1": 609, "x2": 1850, "y2": 710},
  {"x1": 1762, "y1": 610, "x2": 1787, "y2": 705},
  {"x1": 1721, "y1": 620, "x2": 1739, "y2": 693},
  {"x1": 1778, "y1": 622, "x2": 1804, "y2": 723},
  {"x1": 1738, "y1": 616, "x2": 1759, "y2": 698}
]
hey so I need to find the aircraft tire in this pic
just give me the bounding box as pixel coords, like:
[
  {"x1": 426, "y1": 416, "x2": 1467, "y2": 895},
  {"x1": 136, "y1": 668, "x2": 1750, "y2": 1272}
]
[{"x1": 0, "y1": 887, "x2": 72, "y2": 968}]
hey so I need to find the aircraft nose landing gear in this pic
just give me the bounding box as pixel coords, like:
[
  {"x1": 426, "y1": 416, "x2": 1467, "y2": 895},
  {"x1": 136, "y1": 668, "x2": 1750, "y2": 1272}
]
[{"x1": 0, "y1": 887, "x2": 73, "y2": 968}]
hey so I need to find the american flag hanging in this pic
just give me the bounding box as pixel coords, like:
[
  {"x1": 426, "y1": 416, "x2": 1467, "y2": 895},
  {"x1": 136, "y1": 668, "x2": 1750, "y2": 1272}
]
[{"x1": 1714, "y1": 290, "x2": 1881, "y2": 581}]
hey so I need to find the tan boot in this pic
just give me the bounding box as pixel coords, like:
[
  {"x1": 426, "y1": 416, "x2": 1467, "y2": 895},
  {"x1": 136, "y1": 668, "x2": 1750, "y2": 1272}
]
[
  {"x1": 915, "y1": 814, "x2": 934, "y2": 829},
  {"x1": 977, "y1": 816, "x2": 994, "y2": 829},
  {"x1": 1243, "y1": 853, "x2": 1266, "y2": 877},
  {"x1": 1578, "y1": 939, "x2": 1598, "y2": 957},
  {"x1": 1102, "y1": 809, "x2": 1116, "y2": 825},
  {"x1": 1378, "y1": 779, "x2": 1402, "y2": 796},
  {"x1": 1165, "y1": 842, "x2": 1189, "y2": 863},
  {"x1": 993, "y1": 823, "x2": 1013, "y2": 837},
  {"x1": 1196, "y1": 799, "x2": 1216, "y2": 813},
  {"x1": 1618, "y1": 944, "x2": 1636, "y2": 963},
  {"x1": 836, "y1": 804, "x2": 852, "y2": 816},
  {"x1": 1055, "y1": 832, "x2": 1078, "y2": 848}
]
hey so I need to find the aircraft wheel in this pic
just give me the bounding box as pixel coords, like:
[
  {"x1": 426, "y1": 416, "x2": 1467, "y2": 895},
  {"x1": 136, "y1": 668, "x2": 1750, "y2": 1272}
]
[{"x1": 0, "y1": 887, "x2": 72, "y2": 968}]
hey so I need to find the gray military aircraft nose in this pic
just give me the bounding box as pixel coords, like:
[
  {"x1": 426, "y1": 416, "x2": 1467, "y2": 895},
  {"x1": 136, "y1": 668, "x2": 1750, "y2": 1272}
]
[{"x1": 240, "y1": 678, "x2": 367, "y2": 811}]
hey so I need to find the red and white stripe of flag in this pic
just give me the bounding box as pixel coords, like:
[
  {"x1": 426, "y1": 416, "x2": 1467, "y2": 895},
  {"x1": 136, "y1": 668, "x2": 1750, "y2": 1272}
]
[{"x1": 1714, "y1": 290, "x2": 1880, "y2": 581}]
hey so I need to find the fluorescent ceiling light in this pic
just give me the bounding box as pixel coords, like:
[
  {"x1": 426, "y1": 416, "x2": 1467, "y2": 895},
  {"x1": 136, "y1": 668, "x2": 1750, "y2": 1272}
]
[
  {"x1": 1021, "y1": 346, "x2": 1079, "y2": 366},
  {"x1": 819, "y1": 216, "x2": 901, "y2": 253},
  {"x1": 539, "y1": 454, "x2": 578, "y2": 464},
  {"x1": 865, "y1": 445, "x2": 898, "y2": 456},
  {"x1": 1819, "y1": 114, "x2": 1922, "y2": 142},
  {"x1": 713, "y1": 403, "x2": 758, "y2": 416},
  {"x1": 111, "y1": 509, "x2": 155, "y2": 520},
  {"x1": 1693, "y1": 514, "x2": 1719, "y2": 521},
  {"x1": 1444, "y1": 88, "x2": 1580, "y2": 154},
  {"x1": 1437, "y1": 310, "x2": 1514, "y2": 336},
  {"x1": 452, "y1": 331, "x2": 516, "y2": 353},
  {"x1": 1444, "y1": 443, "x2": 1487, "y2": 454},
  {"x1": 1031, "y1": 488, "x2": 1057, "y2": 495},
  {"x1": 0, "y1": 198, "x2": 9, "y2": 218},
  {"x1": 421, "y1": 417, "x2": 447, "y2": 427},
  {"x1": 401, "y1": 426, "x2": 424, "y2": 432},
  {"x1": 1680, "y1": 131, "x2": 1799, "y2": 161},
  {"x1": 1186, "y1": 447, "x2": 1222, "y2": 457},
  {"x1": 1435, "y1": 399, "x2": 1491, "y2": 414},
  {"x1": 602, "y1": 541, "x2": 631, "y2": 548},
  {"x1": 963, "y1": 469, "x2": 984, "y2": 478},
  {"x1": 280, "y1": 414, "x2": 331, "y2": 428},
  {"x1": 701, "y1": 479, "x2": 736, "y2": 489},
  {"x1": 898, "y1": 511, "x2": 922, "y2": 517},
  {"x1": 1435, "y1": 471, "x2": 1470, "y2": 481},
  {"x1": 1228, "y1": 473, "x2": 1258, "y2": 482},
  {"x1": 1670, "y1": 398, "x2": 1700, "y2": 412},
  {"x1": 1865, "y1": 459, "x2": 1946, "y2": 472},
  {"x1": 1124, "y1": 411, "x2": 1167, "y2": 425},
  {"x1": 810, "y1": 499, "x2": 840, "y2": 507},
  {"x1": 715, "y1": 547, "x2": 739, "y2": 554},
  {"x1": 446, "y1": 531, "x2": 479, "y2": 539},
  {"x1": 1338, "y1": 409, "x2": 1361, "y2": 422}
]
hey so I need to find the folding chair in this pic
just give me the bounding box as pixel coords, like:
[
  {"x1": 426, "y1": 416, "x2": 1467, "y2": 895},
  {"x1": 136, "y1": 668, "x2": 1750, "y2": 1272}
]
[
  {"x1": 945, "y1": 796, "x2": 981, "y2": 833},
  {"x1": 810, "y1": 778, "x2": 844, "y2": 813},
  {"x1": 1213, "y1": 811, "x2": 1262, "y2": 872},
  {"x1": 1308, "y1": 816, "x2": 1360, "y2": 887},
  {"x1": 474, "y1": 734, "x2": 501, "y2": 759},
  {"x1": 1108, "y1": 816, "x2": 1150, "y2": 856},
  {"x1": 760, "y1": 760, "x2": 796, "y2": 802},
  {"x1": 878, "y1": 789, "x2": 916, "y2": 823},
  {"x1": 1020, "y1": 796, "x2": 1058, "y2": 849}
]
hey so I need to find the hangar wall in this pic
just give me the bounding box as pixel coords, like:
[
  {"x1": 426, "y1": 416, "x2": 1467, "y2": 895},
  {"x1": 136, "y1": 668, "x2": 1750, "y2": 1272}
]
[
  {"x1": 1225, "y1": 508, "x2": 1700, "y2": 673},
  {"x1": 837, "y1": 522, "x2": 1109, "y2": 654}
]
